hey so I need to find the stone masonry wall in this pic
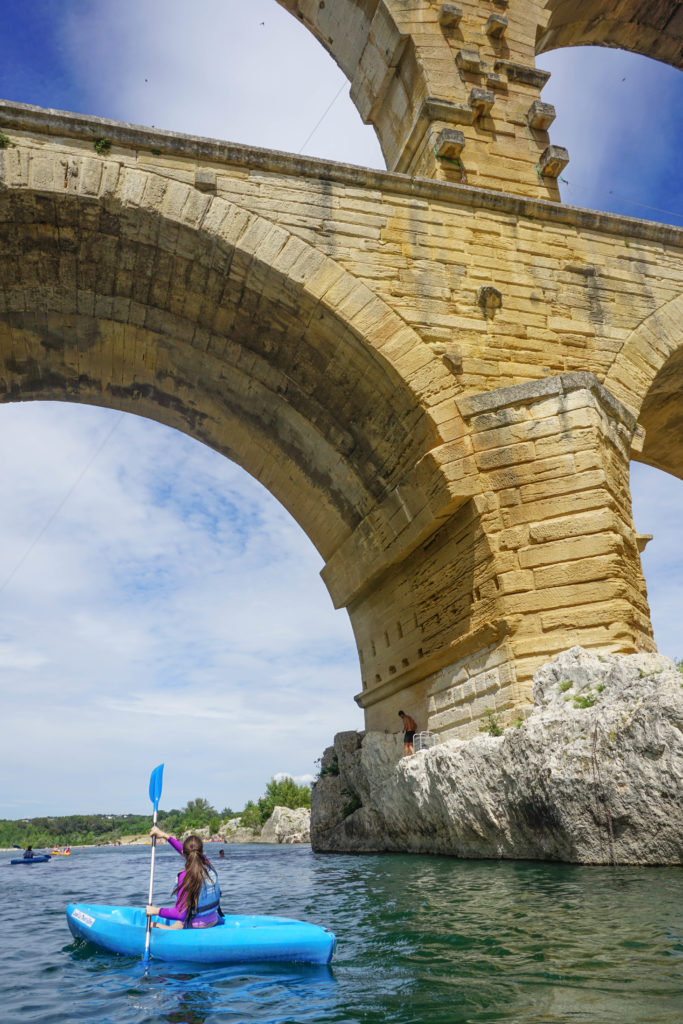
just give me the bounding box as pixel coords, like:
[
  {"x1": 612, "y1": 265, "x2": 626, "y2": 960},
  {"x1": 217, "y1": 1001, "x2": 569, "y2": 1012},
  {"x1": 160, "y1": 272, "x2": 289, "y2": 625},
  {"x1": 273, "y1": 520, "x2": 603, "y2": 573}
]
[{"x1": 1, "y1": 104, "x2": 681, "y2": 737}]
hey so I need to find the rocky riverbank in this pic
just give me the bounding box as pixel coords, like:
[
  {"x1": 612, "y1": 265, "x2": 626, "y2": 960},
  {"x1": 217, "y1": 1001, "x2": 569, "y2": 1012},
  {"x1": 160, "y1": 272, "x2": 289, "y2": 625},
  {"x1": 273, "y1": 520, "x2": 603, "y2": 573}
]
[
  {"x1": 311, "y1": 648, "x2": 683, "y2": 865},
  {"x1": 115, "y1": 806, "x2": 311, "y2": 846},
  {"x1": 217, "y1": 806, "x2": 311, "y2": 845}
]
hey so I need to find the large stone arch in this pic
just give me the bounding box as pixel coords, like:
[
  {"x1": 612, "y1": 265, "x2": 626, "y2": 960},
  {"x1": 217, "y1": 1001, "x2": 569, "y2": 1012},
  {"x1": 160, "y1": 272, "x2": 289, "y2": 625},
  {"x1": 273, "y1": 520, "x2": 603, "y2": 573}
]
[
  {"x1": 1, "y1": 91, "x2": 674, "y2": 742},
  {"x1": 604, "y1": 293, "x2": 683, "y2": 481},
  {"x1": 538, "y1": 1, "x2": 683, "y2": 71},
  {"x1": 1, "y1": 149, "x2": 490, "y2": 733},
  {"x1": 0, "y1": 151, "x2": 457, "y2": 567}
]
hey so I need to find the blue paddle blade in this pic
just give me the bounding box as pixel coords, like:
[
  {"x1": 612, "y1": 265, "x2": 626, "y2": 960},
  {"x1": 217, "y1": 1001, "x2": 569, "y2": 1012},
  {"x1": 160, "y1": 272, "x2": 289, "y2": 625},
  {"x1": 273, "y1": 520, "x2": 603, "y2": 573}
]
[{"x1": 148, "y1": 763, "x2": 164, "y2": 811}]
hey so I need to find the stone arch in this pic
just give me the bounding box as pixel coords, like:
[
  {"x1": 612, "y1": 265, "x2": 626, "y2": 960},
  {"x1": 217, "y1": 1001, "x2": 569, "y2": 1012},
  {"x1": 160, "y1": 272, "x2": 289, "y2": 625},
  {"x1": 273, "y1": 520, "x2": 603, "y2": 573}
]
[
  {"x1": 0, "y1": 152, "x2": 453, "y2": 569},
  {"x1": 604, "y1": 293, "x2": 683, "y2": 480},
  {"x1": 273, "y1": 0, "x2": 424, "y2": 172},
  {"x1": 537, "y1": 0, "x2": 683, "y2": 71}
]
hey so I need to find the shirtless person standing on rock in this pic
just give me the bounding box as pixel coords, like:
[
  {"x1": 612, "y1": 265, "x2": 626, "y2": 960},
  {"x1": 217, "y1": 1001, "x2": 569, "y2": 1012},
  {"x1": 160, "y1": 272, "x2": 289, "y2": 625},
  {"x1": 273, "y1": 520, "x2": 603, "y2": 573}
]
[{"x1": 398, "y1": 710, "x2": 417, "y2": 756}]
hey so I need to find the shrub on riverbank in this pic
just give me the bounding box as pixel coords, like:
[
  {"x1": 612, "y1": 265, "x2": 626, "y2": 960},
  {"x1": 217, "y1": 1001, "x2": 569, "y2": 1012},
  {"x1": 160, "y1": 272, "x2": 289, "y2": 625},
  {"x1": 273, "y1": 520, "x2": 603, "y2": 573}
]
[
  {"x1": 2, "y1": 779, "x2": 311, "y2": 848},
  {"x1": 0, "y1": 798, "x2": 235, "y2": 849}
]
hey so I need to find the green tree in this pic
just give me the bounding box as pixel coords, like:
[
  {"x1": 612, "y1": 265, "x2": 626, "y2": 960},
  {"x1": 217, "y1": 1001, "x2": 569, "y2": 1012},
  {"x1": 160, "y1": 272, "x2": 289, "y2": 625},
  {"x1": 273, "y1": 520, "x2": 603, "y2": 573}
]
[
  {"x1": 182, "y1": 798, "x2": 217, "y2": 829},
  {"x1": 257, "y1": 777, "x2": 311, "y2": 825},
  {"x1": 239, "y1": 800, "x2": 262, "y2": 832}
]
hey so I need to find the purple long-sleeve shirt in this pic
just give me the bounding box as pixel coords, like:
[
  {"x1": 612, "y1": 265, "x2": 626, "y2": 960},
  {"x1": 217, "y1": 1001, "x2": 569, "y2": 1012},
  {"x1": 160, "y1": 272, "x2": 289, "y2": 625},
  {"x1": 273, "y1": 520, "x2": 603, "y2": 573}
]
[{"x1": 157, "y1": 836, "x2": 219, "y2": 926}]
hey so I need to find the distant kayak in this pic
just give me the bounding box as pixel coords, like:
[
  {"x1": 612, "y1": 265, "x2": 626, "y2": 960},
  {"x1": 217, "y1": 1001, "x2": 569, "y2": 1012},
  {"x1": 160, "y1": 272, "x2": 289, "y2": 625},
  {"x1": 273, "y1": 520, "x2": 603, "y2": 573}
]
[
  {"x1": 66, "y1": 903, "x2": 336, "y2": 964},
  {"x1": 11, "y1": 855, "x2": 51, "y2": 865}
]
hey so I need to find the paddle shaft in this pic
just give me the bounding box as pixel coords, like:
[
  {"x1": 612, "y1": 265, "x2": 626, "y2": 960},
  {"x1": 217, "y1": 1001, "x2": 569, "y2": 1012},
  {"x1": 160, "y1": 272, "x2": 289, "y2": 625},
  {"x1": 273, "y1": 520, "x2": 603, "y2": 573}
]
[{"x1": 143, "y1": 806, "x2": 159, "y2": 958}]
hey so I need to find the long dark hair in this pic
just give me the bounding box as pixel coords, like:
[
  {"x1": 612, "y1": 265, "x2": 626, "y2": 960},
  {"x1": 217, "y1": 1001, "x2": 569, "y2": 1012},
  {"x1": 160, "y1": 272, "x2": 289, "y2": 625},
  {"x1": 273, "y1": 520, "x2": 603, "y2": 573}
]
[{"x1": 171, "y1": 835, "x2": 213, "y2": 922}]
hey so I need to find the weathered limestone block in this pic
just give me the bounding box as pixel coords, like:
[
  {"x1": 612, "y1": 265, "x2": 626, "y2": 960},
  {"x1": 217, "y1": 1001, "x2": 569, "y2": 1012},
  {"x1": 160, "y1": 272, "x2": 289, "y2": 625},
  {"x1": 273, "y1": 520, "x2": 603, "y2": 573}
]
[
  {"x1": 218, "y1": 807, "x2": 311, "y2": 844},
  {"x1": 216, "y1": 825, "x2": 259, "y2": 844},
  {"x1": 259, "y1": 806, "x2": 311, "y2": 844},
  {"x1": 311, "y1": 648, "x2": 683, "y2": 865},
  {"x1": 457, "y1": 373, "x2": 654, "y2": 690}
]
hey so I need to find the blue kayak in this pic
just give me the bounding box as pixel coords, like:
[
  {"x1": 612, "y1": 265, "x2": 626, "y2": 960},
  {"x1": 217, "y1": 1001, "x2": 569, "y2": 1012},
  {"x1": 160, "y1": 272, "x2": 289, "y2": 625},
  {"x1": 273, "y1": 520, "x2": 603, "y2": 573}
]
[
  {"x1": 66, "y1": 904, "x2": 336, "y2": 965},
  {"x1": 11, "y1": 855, "x2": 51, "y2": 864}
]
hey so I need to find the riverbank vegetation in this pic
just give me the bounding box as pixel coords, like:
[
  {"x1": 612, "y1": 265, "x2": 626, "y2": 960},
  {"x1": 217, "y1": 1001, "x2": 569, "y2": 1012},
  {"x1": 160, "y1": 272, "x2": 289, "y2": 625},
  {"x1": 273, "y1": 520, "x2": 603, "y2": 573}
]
[
  {"x1": 238, "y1": 777, "x2": 312, "y2": 832},
  {"x1": 0, "y1": 777, "x2": 310, "y2": 848}
]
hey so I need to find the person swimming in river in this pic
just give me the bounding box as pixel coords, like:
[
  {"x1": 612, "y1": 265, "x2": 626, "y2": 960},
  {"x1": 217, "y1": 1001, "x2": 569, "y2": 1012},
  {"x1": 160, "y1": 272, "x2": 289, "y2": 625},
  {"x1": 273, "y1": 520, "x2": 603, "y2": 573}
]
[{"x1": 145, "y1": 826, "x2": 223, "y2": 930}]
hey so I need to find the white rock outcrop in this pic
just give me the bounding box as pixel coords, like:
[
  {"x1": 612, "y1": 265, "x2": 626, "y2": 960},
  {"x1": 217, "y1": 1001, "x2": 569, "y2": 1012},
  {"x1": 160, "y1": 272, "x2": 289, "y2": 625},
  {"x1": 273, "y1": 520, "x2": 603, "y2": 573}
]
[
  {"x1": 311, "y1": 648, "x2": 683, "y2": 865},
  {"x1": 259, "y1": 806, "x2": 311, "y2": 844},
  {"x1": 214, "y1": 807, "x2": 311, "y2": 844}
]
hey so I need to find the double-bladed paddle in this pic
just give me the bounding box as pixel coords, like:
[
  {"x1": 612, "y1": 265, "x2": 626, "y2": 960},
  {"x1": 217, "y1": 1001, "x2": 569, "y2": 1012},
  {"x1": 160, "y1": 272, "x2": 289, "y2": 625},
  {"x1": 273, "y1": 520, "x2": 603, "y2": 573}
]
[{"x1": 143, "y1": 763, "x2": 164, "y2": 962}]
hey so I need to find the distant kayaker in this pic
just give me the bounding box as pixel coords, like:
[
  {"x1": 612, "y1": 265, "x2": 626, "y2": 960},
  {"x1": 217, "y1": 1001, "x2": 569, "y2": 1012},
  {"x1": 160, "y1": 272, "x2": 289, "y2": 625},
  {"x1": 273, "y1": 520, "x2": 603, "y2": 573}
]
[
  {"x1": 145, "y1": 826, "x2": 222, "y2": 930},
  {"x1": 398, "y1": 710, "x2": 417, "y2": 756},
  {"x1": 23, "y1": 845, "x2": 34, "y2": 859}
]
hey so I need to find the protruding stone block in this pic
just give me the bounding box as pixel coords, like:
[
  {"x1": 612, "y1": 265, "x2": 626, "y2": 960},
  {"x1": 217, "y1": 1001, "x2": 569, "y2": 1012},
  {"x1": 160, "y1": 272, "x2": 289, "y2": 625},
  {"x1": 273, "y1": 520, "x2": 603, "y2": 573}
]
[
  {"x1": 486, "y1": 14, "x2": 508, "y2": 38},
  {"x1": 469, "y1": 88, "x2": 495, "y2": 119},
  {"x1": 456, "y1": 49, "x2": 482, "y2": 74},
  {"x1": 433, "y1": 127, "x2": 465, "y2": 161},
  {"x1": 477, "y1": 285, "x2": 502, "y2": 315},
  {"x1": 538, "y1": 145, "x2": 569, "y2": 178},
  {"x1": 527, "y1": 100, "x2": 556, "y2": 131},
  {"x1": 439, "y1": 4, "x2": 463, "y2": 29},
  {"x1": 494, "y1": 60, "x2": 551, "y2": 90},
  {"x1": 442, "y1": 351, "x2": 463, "y2": 374},
  {"x1": 194, "y1": 168, "x2": 217, "y2": 192},
  {"x1": 485, "y1": 72, "x2": 506, "y2": 91}
]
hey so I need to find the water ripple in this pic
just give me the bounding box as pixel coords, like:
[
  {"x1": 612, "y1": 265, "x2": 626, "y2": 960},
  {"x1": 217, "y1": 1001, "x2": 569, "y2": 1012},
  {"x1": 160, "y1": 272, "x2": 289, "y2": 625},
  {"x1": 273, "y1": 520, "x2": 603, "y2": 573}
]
[{"x1": 0, "y1": 846, "x2": 681, "y2": 1023}]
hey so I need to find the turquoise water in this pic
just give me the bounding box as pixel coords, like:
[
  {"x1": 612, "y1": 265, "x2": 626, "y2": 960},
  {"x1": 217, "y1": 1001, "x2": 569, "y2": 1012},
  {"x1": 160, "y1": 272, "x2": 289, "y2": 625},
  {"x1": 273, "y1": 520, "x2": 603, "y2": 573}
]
[{"x1": 1, "y1": 844, "x2": 681, "y2": 1023}]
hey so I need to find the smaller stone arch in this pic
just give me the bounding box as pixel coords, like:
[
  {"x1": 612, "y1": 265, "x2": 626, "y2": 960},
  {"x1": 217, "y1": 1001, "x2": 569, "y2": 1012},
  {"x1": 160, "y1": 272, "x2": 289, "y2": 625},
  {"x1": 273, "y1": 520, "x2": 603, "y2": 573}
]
[
  {"x1": 538, "y1": 0, "x2": 683, "y2": 72},
  {"x1": 604, "y1": 293, "x2": 683, "y2": 481}
]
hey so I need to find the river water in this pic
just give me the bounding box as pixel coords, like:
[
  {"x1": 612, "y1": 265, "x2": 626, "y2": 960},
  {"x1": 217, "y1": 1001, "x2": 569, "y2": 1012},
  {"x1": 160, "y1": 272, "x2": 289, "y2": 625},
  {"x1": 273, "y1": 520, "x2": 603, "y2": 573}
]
[{"x1": 1, "y1": 843, "x2": 680, "y2": 1023}]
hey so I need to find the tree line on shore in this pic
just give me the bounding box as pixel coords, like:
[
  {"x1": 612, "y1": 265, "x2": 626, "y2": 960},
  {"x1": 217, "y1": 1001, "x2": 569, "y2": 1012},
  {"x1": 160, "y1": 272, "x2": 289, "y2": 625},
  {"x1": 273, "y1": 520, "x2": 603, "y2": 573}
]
[{"x1": 1, "y1": 777, "x2": 311, "y2": 848}]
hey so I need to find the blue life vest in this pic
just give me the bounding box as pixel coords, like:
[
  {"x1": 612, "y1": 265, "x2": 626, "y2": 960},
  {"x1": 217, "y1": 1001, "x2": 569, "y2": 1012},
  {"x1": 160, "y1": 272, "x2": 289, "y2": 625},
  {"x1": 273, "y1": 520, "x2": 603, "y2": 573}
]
[{"x1": 181, "y1": 867, "x2": 222, "y2": 928}]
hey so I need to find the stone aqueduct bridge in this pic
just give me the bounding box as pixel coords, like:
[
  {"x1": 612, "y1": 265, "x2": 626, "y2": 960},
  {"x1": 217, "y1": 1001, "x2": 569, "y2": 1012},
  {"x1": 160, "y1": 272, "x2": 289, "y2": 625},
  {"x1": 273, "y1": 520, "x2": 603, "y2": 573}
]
[{"x1": 1, "y1": 1, "x2": 682, "y2": 738}]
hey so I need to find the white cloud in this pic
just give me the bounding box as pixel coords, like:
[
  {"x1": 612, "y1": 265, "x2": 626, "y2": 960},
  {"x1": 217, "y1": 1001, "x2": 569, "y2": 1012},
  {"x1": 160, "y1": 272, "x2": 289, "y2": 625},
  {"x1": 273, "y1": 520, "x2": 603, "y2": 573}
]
[
  {"x1": 59, "y1": 0, "x2": 384, "y2": 167},
  {"x1": 0, "y1": 403, "x2": 362, "y2": 816},
  {"x1": 0, "y1": 642, "x2": 48, "y2": 672},
  {"x1": 273, "y1": 772, "x2": 315, "y2": 787}
]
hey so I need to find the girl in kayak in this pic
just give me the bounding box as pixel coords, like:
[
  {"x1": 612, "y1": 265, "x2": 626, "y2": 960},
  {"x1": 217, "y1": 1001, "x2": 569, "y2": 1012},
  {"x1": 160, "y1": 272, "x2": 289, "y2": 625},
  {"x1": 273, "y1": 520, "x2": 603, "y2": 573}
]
[{"x1": 145, "y1": 826, "x2": 222, "y2": 930}]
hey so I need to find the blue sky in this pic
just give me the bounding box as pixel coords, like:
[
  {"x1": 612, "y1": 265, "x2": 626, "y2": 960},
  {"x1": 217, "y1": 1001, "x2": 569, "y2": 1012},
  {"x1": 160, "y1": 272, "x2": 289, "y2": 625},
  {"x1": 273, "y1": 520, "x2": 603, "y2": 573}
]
[{"x1": 1, "y1": 1, "x2": 682, "y2": 818}]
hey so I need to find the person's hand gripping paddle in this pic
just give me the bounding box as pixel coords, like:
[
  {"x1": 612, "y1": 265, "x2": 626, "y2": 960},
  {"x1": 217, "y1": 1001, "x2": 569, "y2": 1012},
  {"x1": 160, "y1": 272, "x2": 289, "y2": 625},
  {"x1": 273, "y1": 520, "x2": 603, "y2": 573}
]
[{"x1": 143, "y1": 763, "x2": 164, "y2": 962}]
